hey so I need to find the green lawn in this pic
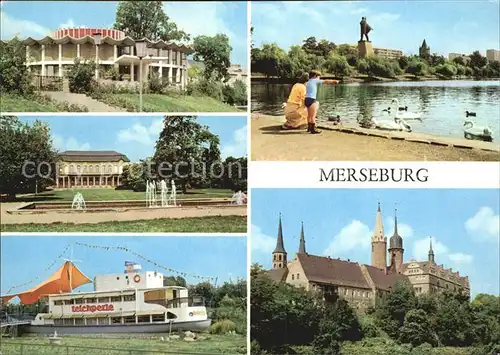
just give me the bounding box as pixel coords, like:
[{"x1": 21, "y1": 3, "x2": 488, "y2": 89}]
[
  {"x1": 14, "y1": 188, "x2": 233, "y2": 203},
  {"x1": 0, "y1": 334, "x2": 246, "y2": 355},
  {"x1": 1, "y1": 216, "x2": 247, "y2": 233},
  {"x1": 96, "y1": 93, "x2": 242, "y2": 112},
  {"x1": 0, "y1": 93, "x2": 62, "y2": 112}
]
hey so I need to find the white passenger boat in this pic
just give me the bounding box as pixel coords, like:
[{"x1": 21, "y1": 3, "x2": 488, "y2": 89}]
[{"x1": 1, "y1": 261, "x2": 211, "y2": 335}]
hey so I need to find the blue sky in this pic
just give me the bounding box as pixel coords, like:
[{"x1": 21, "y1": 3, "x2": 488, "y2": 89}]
[
  {"x1": 19, "y1": 116, "x2": 247, "y2": 162},
  {"x1": 1, "y1": 236, "x2": 247, "y2": 296},
  {"x1": 0, "y1": 1, "x2": 248, "y2": 66},
  {"x1": 251, "y1": 189, "x2": 500, "y2": 297},
  {"x1": 251, "y1": 1, "x2": 500, "y2": 56}
]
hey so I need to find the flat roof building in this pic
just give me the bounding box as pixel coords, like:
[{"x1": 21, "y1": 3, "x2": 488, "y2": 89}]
[{"x1": 486, "y1": 49, "x2": 500, "y2": 62}]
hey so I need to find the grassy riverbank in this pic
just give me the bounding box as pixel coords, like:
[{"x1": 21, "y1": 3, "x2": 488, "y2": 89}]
[{"x1": 0, "y1": 334, "x2": 246, "y2": 355}]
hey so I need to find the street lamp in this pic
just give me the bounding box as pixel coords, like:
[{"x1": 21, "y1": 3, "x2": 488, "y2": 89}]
[
  {"x1": 135, "y1": 40, "x2": 148, "y2": 112},
  {"x1": 93, "y1": 32, "x2": 102, "y2": 80}
]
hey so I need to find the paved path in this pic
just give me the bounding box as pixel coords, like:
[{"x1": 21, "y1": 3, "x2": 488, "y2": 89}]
[
  {"x1": 42, "y1": 91, "x2": 125, "y2": 112},
  {"x1": 1, "y1": 202, "x2": 246, "y2": 224},
  {"x1": 252, "y1": 114, "x2": 500, "y2": 161}
]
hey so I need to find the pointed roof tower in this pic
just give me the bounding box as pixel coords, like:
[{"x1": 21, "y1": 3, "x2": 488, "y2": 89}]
[
  {"x1": 389, "y1": 208, "x2": 403, "y2": 249},
  {"x1": 273, "y1": 214, "x2": 286, "y2": 254},
  {"x1": 298, "y1": 222, "x2": 306, "y2": 254},
  {"x1": 422, "y1": 39, "x2": 427, "y2": 48},
  {"x1": 428, "y1": 237, "x2": 435, "y2": 263},
  {"x1": 372, "y1": 202, "x2": 385, "y2": 242}
]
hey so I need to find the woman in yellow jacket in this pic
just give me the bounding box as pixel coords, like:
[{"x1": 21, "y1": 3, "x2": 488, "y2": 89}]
[{"x1": 282, "y1": 73, "x2": 309, "y2": 130}]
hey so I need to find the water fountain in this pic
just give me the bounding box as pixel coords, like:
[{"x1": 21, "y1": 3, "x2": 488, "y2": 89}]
[
  {"x1": 231, "y1": 191, "x2": 247, "y2": 205},
  {"x1": 169, "y1": 180, "x2": 177, "y2": 206},
  {"x1": 71, "y1": 192, "x2": 86, "y2": 210},
  {"x1": 146, "y1": 180, "x2": 157, "y2": 208},
  {"x1": 160, "y1": 180, "x2": 169, "y2": 207}
]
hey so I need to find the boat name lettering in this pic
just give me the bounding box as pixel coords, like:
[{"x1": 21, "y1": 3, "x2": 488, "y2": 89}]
[
  {"x1": 71, "y1": 304, "x2": 115, "y2": 312},
  {"x1": 190, "y1": 310, "x2": 206, "y2": 316}
]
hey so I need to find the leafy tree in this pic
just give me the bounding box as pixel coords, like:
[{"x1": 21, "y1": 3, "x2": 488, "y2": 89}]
[
  {"x1": 190, "y1": 281, "x2": 217, "y2": 307},
  {"x1": 193, "y1": 34, "x2": 232, "y2": 82},
  {"x1": 0, "y1": 37, "x2": 34, "y2": 95},
  {"x1": 406, "y1": 58, "x2": 428, "y2": 77},
  {"x1": 218, "y1": 156, "x2": 247, "y2": 191},
  {"x1": 435, "y1": 292, "x2": 475, "y2": 347},
  {"x1": 453, "y1": 56, "x2": 466, "y2": 66},
  {"x1": 468, "y1": 51, "x2": 488, "y2": 69},
  {"x1": 428, "y1": 54, "x2": 446, "y2": 67},
  {"x1": 0, "y1": 116, "x2": 57, "y2": 199},
  {"x1": 121, "y1": 158, "x2": 153, "y2": 191},
  {"x1": 399, "y1": 309, "x2": 435, "y2": 346},
  {"x1": 251, "y1": 43, "x2": 288, "y2": 78},
  {"x1": 113, "y1": 1, "x2": 189, "y2": 41},
  {"x1": 163, "y1": 275, "x2": 187, "y2": 287},
  {"x1": 398, "y1": 55, "x2": 410, "y2": 70},
  {"x1": 222, "y1": 79, "x2": 247, "y2": 106},
  {"x1": 302, "y1": 37, "x2": 336, "y2": 57},
  {"x1": 152, "y1": 116, "x2": 221, "y2": 194},
  {"x1": 435, "y1": 63, "x2": 458, "y2": 78},
  {"x1": 325, "y1": 54, "x2": 351, "y2": 78},
  {"x1": 67, "y1": 59, "x2": 96, "y2": 94}
]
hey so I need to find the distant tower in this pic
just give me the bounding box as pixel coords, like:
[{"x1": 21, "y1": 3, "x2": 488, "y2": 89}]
[
  {"x1": 298, "y1": 222, "x2": 306, "y2": 254},
  {"x1": 371, "y1": 202, "x2": 387, "y2": 270},
  {"x1": 419, "y1": 39, "x2": 430, "y2": 59},
  {"x1": 428, "y1": 238, "x2": 435, "y2": 264},
  {"x1": 388, "y1": 208, "x2": 404, "y2": 273},
  {"x1": 272, "y1": 214, "x2": 287, "y2": 269}
]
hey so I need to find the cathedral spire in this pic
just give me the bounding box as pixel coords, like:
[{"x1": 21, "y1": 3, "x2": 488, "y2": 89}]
[
  {"x1": 428, "y1": 237, "x2": 435, "y2": 263},
  {"x1": 371, "y1": 202, "x2": 387, "y2": 270},
  {"x1": 273, "y1": 213, "x2": 286, "y2": 254},
  {"x1": 298, "y1": 222, "x2": 306, "y2": 254},
  {"x1": 372, "y1": 202, "x2": 385, "y2": 242}
]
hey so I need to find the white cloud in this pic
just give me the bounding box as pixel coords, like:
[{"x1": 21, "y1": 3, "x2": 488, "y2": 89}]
[
  {"x1": 323, "y1": 220, "x2": 372, "y2": 256},
  {"x1": 448, "y1": 253, "x2": 473, "y2": 264},
  {"x1": 221, "y1": 125, "x2": 247, "y2": 158},
  {"x1": 0, "y1": 10, "x2": 51, "y2": 39},
  {"x1": 52, "y1": 135, "x2": 90, "y2": 151},
  {"x1": 117, "y1": 119, "x2": 163, "y2": 146},
  {"x1": 59, "y1": 19, "x2": 75, "y2": 28},
  {"x1": 465, "y1": 207, "x2": 500, "y2": 242},
  {"x1": 251, "y1": 224, "x2": 276, "y2": 254}
]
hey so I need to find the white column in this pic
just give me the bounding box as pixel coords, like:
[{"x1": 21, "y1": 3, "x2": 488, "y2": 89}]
[
  {"x1": 77, "y1": 44, "x2": 81, "y2": 58},
  {"x1": 131, "y1": 64, "x2": 135, "y2": 82},
  {"x1": 168, "y1": 66, "x2": 173, "y2": 84},
  {"x1": 160, "y1": 61, "x2": 164, "y2": 78},
  {"x1": 95, "y1": 45, "x2": 99, "y2": 79},
  {"x1": 114, "y1": 45, "x2": 118, "y2": 60},
  {"x1": 41, "y1": 44, "x2": 46, "y2": 75},
  {"x1": 58, "y1": 44, "x2": 63, "y2": 77},
  {"x1": 180, "y1": 69, "x2": 184, "y2": 90},
  {"x1": 175, "y1": 66, "x2": 180, "y2": 84}
]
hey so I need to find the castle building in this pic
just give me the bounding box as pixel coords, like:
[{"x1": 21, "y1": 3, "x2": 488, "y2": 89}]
[
  {"x1": 419, "y1": 39, "x2": 431, "y2": 59},
  {"x1": 55, "y1": 150, "x2": 130, "y2": 188},
  {"x1": 11, "y1": 27, "x2": 191, "y2": 89},
  {"x1": 266, "y1": 204, "x2": 470, "y2": 310}
]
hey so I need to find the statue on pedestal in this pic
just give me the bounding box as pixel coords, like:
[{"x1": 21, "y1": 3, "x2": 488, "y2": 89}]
[{"x1": 360, "y1": 17, "x2": 372, "y2": 42}]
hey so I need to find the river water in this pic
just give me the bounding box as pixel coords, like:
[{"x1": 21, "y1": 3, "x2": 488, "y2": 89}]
[{"x1": 251, "y1": 80, "x2": 500, "y2": 140}]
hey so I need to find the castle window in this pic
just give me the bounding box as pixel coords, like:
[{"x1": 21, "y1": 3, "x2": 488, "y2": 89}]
[
  {"x1": 291, "y1": 274, "x2": 294, "y2": 280},
  {"x1": 278, "y1": 255, "x2": 282, "y2": 261},
  {"x1": 77, "y1": 165, "x2": 81, "y2": 173},
  {"x1": 273, "y1": 255, "x2": 276, "y2": 261},
  {"x1": 296, "y1": 273, "x2": 299, "y2": 279}
]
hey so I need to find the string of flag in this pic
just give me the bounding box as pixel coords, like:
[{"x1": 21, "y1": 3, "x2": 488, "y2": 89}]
[
  {"x1": 75, "y1": 242, "x2": 216, "y2": 282},
  {"x1": 3, "y1": 244, "x2": 72, "y2": 294}
]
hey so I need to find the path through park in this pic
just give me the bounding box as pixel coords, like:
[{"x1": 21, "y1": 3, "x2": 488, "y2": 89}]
[{"x1": 42, "y1": 91, "x2": 125, "y2": 112}]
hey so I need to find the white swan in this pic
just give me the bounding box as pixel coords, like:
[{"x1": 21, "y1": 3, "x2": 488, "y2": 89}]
[
  {"x1": 463, "y1": 120, "x2": 493, "y2": 142},
  {"x1": 391, "y1": 99, "x2": 422, "y2": 121},
  {"x1": 281, "y1": 102, "x2": 286, "y2": 109},
  {"x1": 357, "y1": 114, "x2": 411, "y2": 132}
]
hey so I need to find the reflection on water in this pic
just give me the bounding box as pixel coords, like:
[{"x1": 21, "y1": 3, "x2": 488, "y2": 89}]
[{"x1": 252, "y1": 81, "x2": 500, "y2": 140}]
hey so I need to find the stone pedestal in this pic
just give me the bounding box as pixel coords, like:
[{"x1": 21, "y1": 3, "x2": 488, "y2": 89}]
[{"x1": 358, "y1": 40, "x2": 374, "y2": 58}]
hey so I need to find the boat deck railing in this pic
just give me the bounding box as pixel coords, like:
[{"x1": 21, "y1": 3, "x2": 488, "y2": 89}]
[{"x1": 166, "y1": 296, "x2": 205, "y2": 308}]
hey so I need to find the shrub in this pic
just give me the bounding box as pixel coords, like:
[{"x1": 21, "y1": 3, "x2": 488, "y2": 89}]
[
  {"x1": 209, "y1": 319, "x2": 236, "y2": 334},
  {"x1": 0, "y1": 37, "x2": 34, "y2": 95},
  {"x1": 187, "y1": 77, "x2": 224, "y2": 101},
  {"x1": 222, "y1": 79, "x2": 247, "y2": 106},
  {"x1": 68, "y1": 58, "x2": 96, "y2": 93}
]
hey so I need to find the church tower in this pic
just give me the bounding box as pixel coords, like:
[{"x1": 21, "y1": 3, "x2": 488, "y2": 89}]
[
  {"x1": 371, "y1": 202, "x2": 387, "y2": 270},
  {"x1": 298, "y1": 222, "x2": 306, "y2": 254},
  {"x1": 428, "y1": 238, "x2": 435, "y2": 264},
  {"x1": 419, "y1": 39, "x2": 430, "y2": 59},
  {"x1": 388, "y1": 208, "x2": 404, "y2": 273},
  {"x1": 272, "y1": 214, "x2": 287, "y2": 269}
]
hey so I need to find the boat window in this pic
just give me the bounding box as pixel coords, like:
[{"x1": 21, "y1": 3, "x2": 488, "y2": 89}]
[
  {"x1": 111, "y1": 296, "x2": 121, "y2": 302},
  {"x1": 152, "y1": 314, "x2": 165, "y2": 322},
  {"x1": 123, "y1": 316, "x2": 135, "y2": 324},
  {"x1": 54, "y1": 300, "x2": 63, "y2": 306},
  {"x1": 123, "y1": 294, "x2": 136, "y2": 302},
  {"x1": 98, "y1": 297, "x2": 110, "y2": 303},
  {"x1": 86, "y1": 298, "x2": 97, "y2": 304},
  {"x1": 74, "y1": 318, "x2": 84, "y2": 325},
  {"x1": 74, "y1": 298, "x2": 84, "y2": 304},
  {"x1": 63, "y1": 299, "x2": 74, "y2": 305},
  {"x1": 54, "y1": 319, "x2": 63, "y2": 325},
  {"x1": 137, "y1": 315, "x2": 150, "y2": 323},
  {"x1": 86, "y1": 318, "x2": 97, "y2": 325},
  {"x1": 111, "y1": 317, "x2": 121, "y2": 324},
  {"x1": 63, "y1": 318, "x2": 73, "y2": 325},
  {"x1": 97, "y1": 317, "x2": 109, "y2": 325},
  {"x1": 166, "y1": 312, "x2": 177, "y2": 319}
]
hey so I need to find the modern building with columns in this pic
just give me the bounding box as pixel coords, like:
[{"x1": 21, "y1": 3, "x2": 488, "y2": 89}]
[
  {"x1": 56, "y1": 150, "x2": 130, "y2": 189},
  {"x1": 20, "y1": 27, "x2": 191, "y2": 89}
]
